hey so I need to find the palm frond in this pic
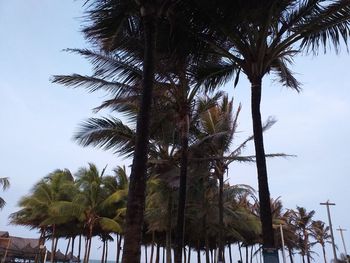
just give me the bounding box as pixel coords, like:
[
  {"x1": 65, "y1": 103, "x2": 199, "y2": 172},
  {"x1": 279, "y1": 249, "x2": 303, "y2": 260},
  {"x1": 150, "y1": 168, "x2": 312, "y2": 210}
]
[
  {"x1": 74, "y1": 117, "x2": 135, "y2": 157},
  {"x1": 296, "y1": 0, "x2": 350, "y2": 53},
  {"x1": 52, "y1": 74, "x2": 137, "y2": 96},
  {"x1": 271, "y1": 56, "x2": 302, "y2": 91},
  {"x1": 0, "y1": 177, "x2": 10, "y2": 191}
]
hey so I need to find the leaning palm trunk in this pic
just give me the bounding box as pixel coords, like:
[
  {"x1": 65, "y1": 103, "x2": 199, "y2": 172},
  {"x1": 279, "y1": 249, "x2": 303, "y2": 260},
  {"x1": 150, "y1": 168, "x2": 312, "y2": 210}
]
[
  {"x1": 65, "y1": 238, "x2": 71, "y2": 261},
  {"x1": 174, "y1": 112, "x2": 190, "y2": 263},
  {"x1": 250, "y1": 79, "x2": 274, "y2": 248},
  {"x1": 121, "y1": 6, "x2": 156, "y2": 263}
]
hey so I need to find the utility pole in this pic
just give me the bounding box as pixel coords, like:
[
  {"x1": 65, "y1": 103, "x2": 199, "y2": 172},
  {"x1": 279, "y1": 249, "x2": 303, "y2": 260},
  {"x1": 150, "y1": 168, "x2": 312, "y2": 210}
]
[
  {"x1": 320, "y1": 201, "x2": 337, "y2": 263},
  {"x1": 337, "y1": 226, "x2": 349, "y2": 263},
  {"x1": 279, "y1": 224, "x2": 287, "y2": 263}
]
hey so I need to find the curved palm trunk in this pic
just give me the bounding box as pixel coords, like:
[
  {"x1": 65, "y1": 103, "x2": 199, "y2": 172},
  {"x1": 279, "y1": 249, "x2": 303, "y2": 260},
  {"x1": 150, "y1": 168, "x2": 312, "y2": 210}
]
[
  {"x1": 174, "y1": 113, "x2": 190, "y2": 263},
  {"x1": 250, "y1": 79, "x2": 274, "y2": 248},
  {"x1": 121, "y1": 7, "x2": 156, "y2": 263}
]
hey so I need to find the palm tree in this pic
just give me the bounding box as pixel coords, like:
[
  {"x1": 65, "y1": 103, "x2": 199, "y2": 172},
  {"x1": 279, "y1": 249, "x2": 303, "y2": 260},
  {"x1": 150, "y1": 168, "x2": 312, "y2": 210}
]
[
  {"x1": 292, "y1": 206, "x2": 315, "y2": 263},
  {"x1": 73, "y1": 163, "x2": 121, "y2": 263},
  {"x1": 310, "y1": 220, "x2": 331, "y2": 263},
  {"x1": 78, "y1": 1, "x2": 164, "y2": 260},
  {"x1": 10, "y1": 169, "x2": 77, "y2": 263},
  {"x1": 195, "y1": 0, "x2": 350, "y2": 250},
  {"x1": 0, "y1": 177, "x2": 10, "y2": 209}
]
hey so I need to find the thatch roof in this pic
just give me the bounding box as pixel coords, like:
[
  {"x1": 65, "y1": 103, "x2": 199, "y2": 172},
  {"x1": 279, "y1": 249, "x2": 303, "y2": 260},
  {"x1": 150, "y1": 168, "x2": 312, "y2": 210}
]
[
  {"x1": 0, "y1": 233, "x2": 78, "y2": 262},
  {"x1": 0, "y1": 234, "x2": 40, "y2": 261}
]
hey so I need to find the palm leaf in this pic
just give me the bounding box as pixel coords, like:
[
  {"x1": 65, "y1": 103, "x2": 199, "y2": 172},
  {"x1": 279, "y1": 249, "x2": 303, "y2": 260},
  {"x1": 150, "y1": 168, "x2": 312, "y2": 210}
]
[{"x1": 74, "y1": 117, "x2": 135, "y2": 156}]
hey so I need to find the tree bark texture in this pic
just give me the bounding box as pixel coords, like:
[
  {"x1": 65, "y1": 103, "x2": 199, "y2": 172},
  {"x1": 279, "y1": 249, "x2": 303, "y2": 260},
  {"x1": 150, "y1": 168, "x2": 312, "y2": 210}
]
[
  {"x1": 121, "y1": 9, "x2": 156, "y2": 263},
  {"x1": 250, "y1": 80, "x2": 274, "y2": 248}
]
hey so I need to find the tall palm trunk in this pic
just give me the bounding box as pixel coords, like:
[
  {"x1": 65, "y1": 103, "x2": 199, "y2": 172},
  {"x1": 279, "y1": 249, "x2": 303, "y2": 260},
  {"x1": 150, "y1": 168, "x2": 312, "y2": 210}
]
[
  {"x1": 116, "y1": 234, "x2": 122, "y2": 263},
  {"x1": 102, "y1": 240, "x2": 106, "y2": 263},
  {"x1": 166, "y1": 192, "x2": 173, "y2": 263},
  {"x1": 121, "y1": 6, "x2": 156, "y2": 263},
  {"x1": 145, "y1": 245, "x2": 148, "y2": 263},
  {"x1": 150, "y1": 232, "x2": 155, "y2": 263},
  {"x1": 228, "y1": 244, "x2": 233, "y2": 263},
  {"x1": 204, "y1": 215, "x2": 210, "y2": 263},
  {"x1": 105, "y1": 240, "x2": 108, "y2": 263},
  {"x1": 155, "y1": 243, "x2": 160, "y2": 263},
  {"x1": 218, "y1": 170, "x2": 224, "y2": 262},
  {"x1": 250, "y1": 79, "x2": 274, "y2": 248},
  {"x1": 197, "y1": 248, "x2": 201, "y2": 263},
  {"x1": 78, "y1": 235, "x2": 82, "y2": 263},
  {"x1": 71, "y1": 236, "x2": 75, "y2": 262},
  {"x1": 174, "y1": 112, "x2": 190, "y2": 263},
  {"x1": 322, "y1": 245, "x2": 327, "y2": 263},
  {"x1": 288, "y1": 247, "x2": 294, "y2": 263},
  {"x1": 245, "y1": 246, "x2": 249, "y2": 263},
  {"x1": 238, "y1": 243, "x2": 243, "y2": 262},
  {"x1": 65, "y1": 238, "x2": 71, "y2": 260},
  {"x1": 85, "y1": 224, "x2": 94, "y2": 263},
  {"x1": 50, "y1": 224, "x2": 56, "y2": 263}
]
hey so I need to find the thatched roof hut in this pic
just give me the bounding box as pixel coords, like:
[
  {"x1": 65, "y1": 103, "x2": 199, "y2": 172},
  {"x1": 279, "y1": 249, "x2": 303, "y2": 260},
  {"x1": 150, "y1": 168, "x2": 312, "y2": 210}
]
[{"x1": 0, "y1": 231, "x2": 78, "y2": 262}]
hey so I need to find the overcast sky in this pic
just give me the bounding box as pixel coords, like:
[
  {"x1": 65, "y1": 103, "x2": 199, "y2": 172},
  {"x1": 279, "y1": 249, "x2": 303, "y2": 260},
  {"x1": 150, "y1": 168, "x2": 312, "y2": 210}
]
[{"x1": 1, "y1": 1, "x2": 350, "y2": 262}]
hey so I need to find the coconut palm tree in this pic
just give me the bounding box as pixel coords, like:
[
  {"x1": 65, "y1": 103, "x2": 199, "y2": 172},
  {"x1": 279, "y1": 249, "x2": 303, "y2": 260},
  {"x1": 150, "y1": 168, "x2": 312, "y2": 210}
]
[
  {"x1": 73, "y1": 163, "x2": 122, "y2": 263},
  {"x1": 195, "y1": 0, "x2": 350, "y2": 250},
  {"x1": 310, "y1": 220, "x2": 331, "y2": 263},
  {"x1": 10, "y1": 169, "x2": 77, "y2": 263},
  {"x1": 292, "y1": 206, "x2": 315, "y2": 263},
  {"x1": 0, "y1": 177, "x2": 10, "y2": 210},
  {"x1": 76, "y1": 1, "x2": 156, "y2": 260}
]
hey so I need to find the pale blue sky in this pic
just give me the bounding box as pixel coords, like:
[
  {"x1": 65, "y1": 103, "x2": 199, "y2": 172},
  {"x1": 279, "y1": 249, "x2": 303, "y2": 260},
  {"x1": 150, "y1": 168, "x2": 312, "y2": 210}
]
[{"x1": 0, "y1": 1, "x2": 350, "y2": 262}]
